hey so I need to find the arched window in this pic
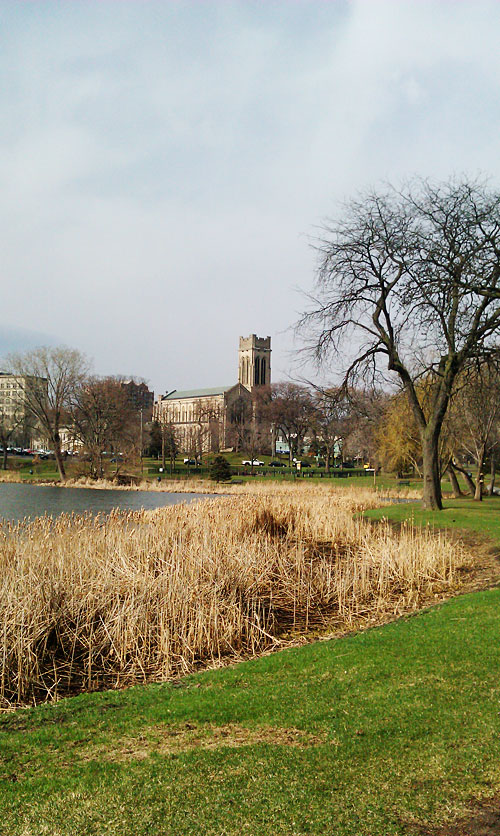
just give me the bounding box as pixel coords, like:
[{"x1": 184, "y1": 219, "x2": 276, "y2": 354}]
[
  {"x1": 254, "y1": 356, "x2": 260, "y2": 385},
  {"x1": 260, "y1": 358, "x2": 266, "y2": 385},
  {"x1": 245, "y1": 358, "x2": 249, "y2": 384}
]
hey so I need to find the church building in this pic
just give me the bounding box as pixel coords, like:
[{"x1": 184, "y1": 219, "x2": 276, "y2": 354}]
[{"x1": 154, "y1": 334, "x2": 271, "y2": 454}]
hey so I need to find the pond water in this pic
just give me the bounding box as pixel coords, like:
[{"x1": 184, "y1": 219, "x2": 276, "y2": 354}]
[{"x1": 0, "y1": 482, "x2": 207, "y2": 524}]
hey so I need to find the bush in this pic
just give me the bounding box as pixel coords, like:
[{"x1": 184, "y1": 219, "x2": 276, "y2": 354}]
[{"x1": 210, "y1": 455, "x2": 232, "y2": 482}]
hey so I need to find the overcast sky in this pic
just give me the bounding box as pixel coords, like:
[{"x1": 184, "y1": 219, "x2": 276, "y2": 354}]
[{"x1": 2, "y1": 0, "x2": 500, "y2": 394}]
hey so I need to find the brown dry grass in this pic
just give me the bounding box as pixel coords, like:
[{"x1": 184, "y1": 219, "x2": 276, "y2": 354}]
[
  {"x1": 0, "y1": 485, "x2": 472, "y2": 707},
  {"x1": 0, "y1": 471, "x2": 26, "y2": 483},
  {"x1": 89, "y1": 723, "x2": 326, "y2": 762}
]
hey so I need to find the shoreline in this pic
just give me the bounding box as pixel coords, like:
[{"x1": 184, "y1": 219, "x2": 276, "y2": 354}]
[
  {"x1": 0, "y1": 472, "x2": 422, "y2": 499},
  {"x1": 0, "y1": 473, "x2": 238, "y2": 495}
]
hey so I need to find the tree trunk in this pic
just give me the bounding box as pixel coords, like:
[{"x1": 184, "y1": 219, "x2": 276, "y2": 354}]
[
  {"x1": 53, "y1": 435, "x2": 66, "y2": 481},
  {"x1": 422, "y1": 430, "x2": 443, "y2": 510},
  {"x1": 474, "y1": 444, "x2": 486, "y2": 501},
  {"x1": 2, "y1": 447, "x2": 7, "y2": 470},
  {"x1": 451, "y1": 461, "x2": 475, "y2": 495},
  {"x1": 447, "y1": 462, "x2": 463, "y2": 498},
  {"x1": 488, "y1": 453, "x2": 496, "y2": 496}
]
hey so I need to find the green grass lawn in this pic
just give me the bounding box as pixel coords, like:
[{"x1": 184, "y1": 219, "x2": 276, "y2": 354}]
[
  {"x1": 2, "y1": 588, "x2": 500, "y2": 835},
  {"x1": 2, "y1": 483, "x2": 500, "y2": 833},
  {"x1": 364, "y1": 495, "x2": 500, "y2": 544}
]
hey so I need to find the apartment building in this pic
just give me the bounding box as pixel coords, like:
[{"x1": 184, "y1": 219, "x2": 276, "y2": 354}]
[{"x1": 0, "y1": 373, "x2": 48, "y2": 447}]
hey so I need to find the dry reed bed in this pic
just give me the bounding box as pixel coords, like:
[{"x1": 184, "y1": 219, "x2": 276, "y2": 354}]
[{"x1": 0, "y1": 487, "x2": 470, "y2": 707}]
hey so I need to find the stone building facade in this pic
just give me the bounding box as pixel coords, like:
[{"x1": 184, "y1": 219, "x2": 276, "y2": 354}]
[
  {"x1": 238, "y1": 334, "x2": 271, "y2": 391},
  {"x1": 154, "y1": 334, "x2": 271, "y2": 454}
]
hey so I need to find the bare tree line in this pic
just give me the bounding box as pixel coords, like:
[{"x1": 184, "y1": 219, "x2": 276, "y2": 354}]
[
  {"x1": 3, "y1": 342, "x2": 496, "y2": 500},
  {"x1": 1, "y1": 347, "x2": 144, "y2": 480}
]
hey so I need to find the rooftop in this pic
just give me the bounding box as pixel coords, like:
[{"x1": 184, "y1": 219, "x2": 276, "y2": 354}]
[{"x1": 164, "y1": 386, "x2": 233, "y2": 400}]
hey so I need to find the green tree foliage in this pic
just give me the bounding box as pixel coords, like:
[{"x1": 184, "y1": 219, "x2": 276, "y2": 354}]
[
  {"x1": 210, "y1": 455, "x2": 232, "y2": 483},
  {"x1": 148, "y1": 421, "x2": 163, "y2": 458}
]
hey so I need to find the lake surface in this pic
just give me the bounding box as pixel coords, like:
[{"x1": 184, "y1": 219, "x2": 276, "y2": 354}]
[{"x1": 0, "y1": 483, "x2": 208, "y2": 524}]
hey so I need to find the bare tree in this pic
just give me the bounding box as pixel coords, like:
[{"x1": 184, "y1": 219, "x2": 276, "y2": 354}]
[
  {"x1": 196, "y1": 399, "x2": 224, "y2": 456},
  {"x1": 448, "y1": 361, "x2": 500, "y2": 500},
  {"x1": 341, "y1": 388, "x2": 386, "y2": 468},
  {"x1": 161, "y1": 422, "x2": 178, "y2": 474},
  {"x1": 227, "y1": 395, "x2": 253, "y2": 453},
  {"x1": 7, "y1": 347, "x2": 89, "y2": 481},
  {"x1": 0, "y1": 403, "x2": 26, "y2": 470},
  {"x1": 310, "y1": 388, "x2": 350, "y2": 471},
  {"x1": 299, "y1": 178, "x2": 500, "y2": 509},
  {"x1": 267, "y1": 383, "x2": 314, "y2": 465},
  {"x1": 70, "y1": 377, "x2": 138, "y2": 479}
]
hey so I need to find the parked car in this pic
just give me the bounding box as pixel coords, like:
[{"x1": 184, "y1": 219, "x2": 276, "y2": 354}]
[
  {"x1": 183, "y1": 458, "x2": 197, "y2": 465},
  {"x1": 241, "y1": 459, "x2": 265, "y2": 466},
  {"x1": 268, "y1": 460, "x2": 286, "y2": 467}
]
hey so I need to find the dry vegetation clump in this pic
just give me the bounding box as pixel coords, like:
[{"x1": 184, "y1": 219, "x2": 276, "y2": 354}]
[
  {"x1": 0, "y1": 471, "x2": 26, "y2": 484},
  {"x1": 0, "y1": 488, "x2": 471, "y2": 707}
]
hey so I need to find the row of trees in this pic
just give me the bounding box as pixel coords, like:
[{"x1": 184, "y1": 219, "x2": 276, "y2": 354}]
[
  {"x1": 146, "y1": 382, "x2": 382, "y2": 472},
  {"x1": 5, "y1": 342, "x2": 495, "y2": 498},
  {"x1": 2, "y1": 348, "x2": 143, "y2": 480},
  {"x1": 377, "y1": 361, "x2": 500, "y2": 500},
  {"x1": 225, "y1": 374, "x2": 500, "y2": 502}
]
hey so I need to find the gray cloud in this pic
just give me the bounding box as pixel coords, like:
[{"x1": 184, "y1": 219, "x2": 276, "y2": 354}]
[{"x1": 1, "y1": 1, "x2": 500, "y2": 392}]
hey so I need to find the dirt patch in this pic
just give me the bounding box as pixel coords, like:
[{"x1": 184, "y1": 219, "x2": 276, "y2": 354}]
[
  {"x1": 93, "y1": 722, "x2": 326, "y2": 762},
  {"x1": 413, "y1": 795, "x2": 500, "y2": 835}
]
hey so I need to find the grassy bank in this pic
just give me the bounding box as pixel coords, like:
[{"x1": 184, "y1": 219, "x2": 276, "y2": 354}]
[
  {"x1": 1, "y1": 485, "x2": 466, "y2": 707},
  {"x1": 1, "y1": 587, "x2": 500, "y2": 835},
  {"x1": 364, "y1": 495, "x2": 500, "y2": 544}
]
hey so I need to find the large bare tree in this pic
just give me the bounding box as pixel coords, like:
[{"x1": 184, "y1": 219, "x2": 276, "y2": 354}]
[
  {"x1": 299, "y1": 178, "x2": 500, "y2": 509},
  {"x1": 70, "y1": 376, "x2": 139, "y2": 479},
  {"x1": 7, "y1": 346, "x2": 89, "y2": 481}
]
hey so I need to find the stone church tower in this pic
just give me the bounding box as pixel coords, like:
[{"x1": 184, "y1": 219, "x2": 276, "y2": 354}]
[{"x1": 238, "y1": 334, "x2": 271, "y2": 391}]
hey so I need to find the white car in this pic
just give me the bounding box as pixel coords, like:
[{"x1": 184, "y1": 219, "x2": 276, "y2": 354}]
[{"x1": 241, "y1": 459, "x2": 265, "y2": 466}]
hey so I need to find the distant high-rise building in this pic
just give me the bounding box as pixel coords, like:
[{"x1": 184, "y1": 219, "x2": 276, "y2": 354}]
[{"x1": 120, "y1": 380, "x2": 154, "y2": 420}]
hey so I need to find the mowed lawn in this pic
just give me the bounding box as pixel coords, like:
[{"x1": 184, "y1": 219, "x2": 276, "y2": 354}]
[
  {"x1": 364, "y1": 495, "x2": 500, "y2": 543},
  {"x1": 2, "y1": 584, "x2": 500, "y2": 835}
]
